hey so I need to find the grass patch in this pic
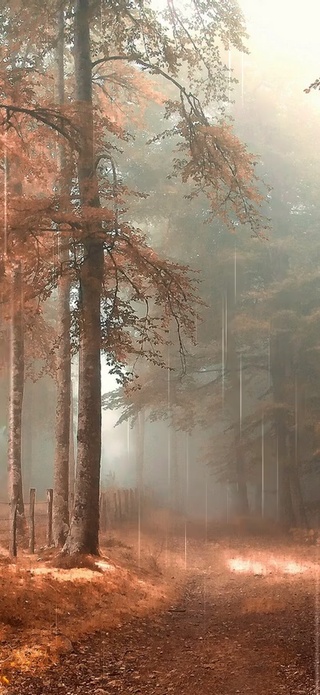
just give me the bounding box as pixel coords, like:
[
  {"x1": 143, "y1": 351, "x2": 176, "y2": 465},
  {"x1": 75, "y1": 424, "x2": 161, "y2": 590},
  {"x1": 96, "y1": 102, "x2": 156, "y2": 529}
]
[{"x1": 0, "y1": 531, "x2": 174, "y2": 682}]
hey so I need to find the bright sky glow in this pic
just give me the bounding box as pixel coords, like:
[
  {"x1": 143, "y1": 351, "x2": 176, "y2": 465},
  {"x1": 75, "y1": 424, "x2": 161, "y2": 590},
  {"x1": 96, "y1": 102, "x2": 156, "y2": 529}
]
[
  {"x1": 242, "y1": 0, "x2": 320, "y2": 59},
  {"x1": 238, "y1": 0, "x2": 320, "y2": 111}
]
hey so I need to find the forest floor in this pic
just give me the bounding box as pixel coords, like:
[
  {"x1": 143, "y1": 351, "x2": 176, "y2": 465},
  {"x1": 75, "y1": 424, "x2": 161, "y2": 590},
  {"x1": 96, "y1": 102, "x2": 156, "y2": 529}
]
[{"x1": 1, "y1": 511, "x2": 320, "y2": 694}]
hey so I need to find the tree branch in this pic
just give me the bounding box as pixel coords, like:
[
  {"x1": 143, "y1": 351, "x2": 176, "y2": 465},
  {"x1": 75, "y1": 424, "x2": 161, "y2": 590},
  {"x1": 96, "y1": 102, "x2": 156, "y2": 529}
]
[
  {"x1": 91, "y1": 54, "x2": 198, "y2": 111},
  {"x1": 0, "y1": 104, "x2": 81, "y2": 150}
]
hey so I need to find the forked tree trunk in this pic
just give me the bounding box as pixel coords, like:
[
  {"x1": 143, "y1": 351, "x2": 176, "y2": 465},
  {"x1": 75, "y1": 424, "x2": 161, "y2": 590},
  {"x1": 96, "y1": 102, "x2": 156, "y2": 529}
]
[
  {"x1": 8, "y1": 261, "x2": 26, "y2": 541},
  {"x1": 63, "y1": 0, "x2": 104, "y2": 555},
  {"x1": 53, "y1": 7, "x2": 71, "y2": 547}
]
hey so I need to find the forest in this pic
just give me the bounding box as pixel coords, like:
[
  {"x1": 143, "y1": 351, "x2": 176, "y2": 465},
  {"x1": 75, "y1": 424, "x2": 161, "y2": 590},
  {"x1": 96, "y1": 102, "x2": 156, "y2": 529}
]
[{"x1": 1, "y1": 0, "x2": 320, "y2": 693}]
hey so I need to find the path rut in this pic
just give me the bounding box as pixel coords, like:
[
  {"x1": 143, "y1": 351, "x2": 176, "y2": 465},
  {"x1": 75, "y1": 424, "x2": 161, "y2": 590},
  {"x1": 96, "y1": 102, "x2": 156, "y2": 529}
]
[{"x1": 8, "y1": 542, "x2": 318, "y2": 694}]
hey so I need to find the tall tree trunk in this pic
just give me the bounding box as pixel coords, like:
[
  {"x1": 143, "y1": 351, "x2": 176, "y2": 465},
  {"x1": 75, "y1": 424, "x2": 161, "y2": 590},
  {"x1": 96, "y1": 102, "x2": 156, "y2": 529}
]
[
  {"x1": 8, "y1": 261, "x2": 26, "y2": 539},
  {"x1": 53, "y1": 7, "x2": 71, "y2": 547},
  {"x1": 53, "y1": 262, "x2": 71, "y2": 544},
  {"x1": 63, "y1": 0, "x2": 104, "y2": 555}
]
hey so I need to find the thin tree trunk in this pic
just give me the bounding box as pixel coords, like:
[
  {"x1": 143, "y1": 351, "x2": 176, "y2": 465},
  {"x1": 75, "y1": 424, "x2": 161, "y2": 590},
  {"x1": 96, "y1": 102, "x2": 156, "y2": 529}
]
[
  {"x1": 53, "y1": 7, "x2": 71, "y2": 547},
  {"x1": 53, "y1": 263, "x2": 71, "y2": 544},
  {"x1": 8, "y1": 261, "x2": 26, "y2": 539},
  {"x1": 63, "y1": 0, "x2": 104, "y2": 555}
]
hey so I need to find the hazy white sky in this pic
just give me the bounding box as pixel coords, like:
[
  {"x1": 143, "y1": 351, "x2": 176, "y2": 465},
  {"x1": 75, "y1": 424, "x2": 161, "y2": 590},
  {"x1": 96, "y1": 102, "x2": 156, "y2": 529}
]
[
  {"x1": 238, "y1": 0, "x2": 320, "y2": 112},
  {"x1": 241, "y1": 0, "x2": 320, "y2": 58}
]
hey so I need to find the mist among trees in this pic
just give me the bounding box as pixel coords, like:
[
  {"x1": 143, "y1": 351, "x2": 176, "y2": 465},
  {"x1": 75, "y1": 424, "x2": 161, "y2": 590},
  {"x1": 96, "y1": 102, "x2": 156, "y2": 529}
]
[
  {"x1": 1, "y1": 0, "x2": 320, "y2": 552},
  {"x1": 3, "y1": 2, "x2": 320, "y2": 693}
]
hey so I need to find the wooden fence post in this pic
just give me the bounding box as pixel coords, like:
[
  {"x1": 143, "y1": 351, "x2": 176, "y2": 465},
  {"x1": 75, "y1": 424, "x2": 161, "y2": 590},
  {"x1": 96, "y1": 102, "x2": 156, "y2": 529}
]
[
  {"x1": 29, "y1": 488, "x2": 36, "y2": 553},
  {"x1": 46, "y1": 488, "x2": 53, "y2": 546}
]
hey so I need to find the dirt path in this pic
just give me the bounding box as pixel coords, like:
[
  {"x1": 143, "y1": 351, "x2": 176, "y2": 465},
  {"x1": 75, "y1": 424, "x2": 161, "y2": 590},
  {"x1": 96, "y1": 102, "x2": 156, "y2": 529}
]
[{"x1": 7, "y1": 538, "x2": 319, "y2": 694}]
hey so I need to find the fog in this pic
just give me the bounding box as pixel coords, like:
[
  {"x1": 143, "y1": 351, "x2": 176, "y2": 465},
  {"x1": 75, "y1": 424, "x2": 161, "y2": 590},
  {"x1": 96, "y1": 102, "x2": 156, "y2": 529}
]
[
  {"x1": 1, "y1": 0, "x2": 320, "y2": 532},
  {"x1": 2, "y1": 3, "x2": 320, "y2": 691},
  {"x1": 89, "y1": 0, "x2": 320, "y2": 526}
]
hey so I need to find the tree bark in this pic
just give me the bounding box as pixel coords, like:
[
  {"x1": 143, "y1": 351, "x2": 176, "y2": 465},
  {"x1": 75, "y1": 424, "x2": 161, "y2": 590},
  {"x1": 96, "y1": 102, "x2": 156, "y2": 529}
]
[
  {"x1": 63, "y1": 0, "x2": 104, "y2": 555},
  {"x1": 53, "y1": 263, "x2": 71, "y2": 544},
  {"x1": 53, "y1": 7, "x2": 71, "y2": 547},
  {"x1": 8, "y1": 261, "x2": 26, "y2": 539}
]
